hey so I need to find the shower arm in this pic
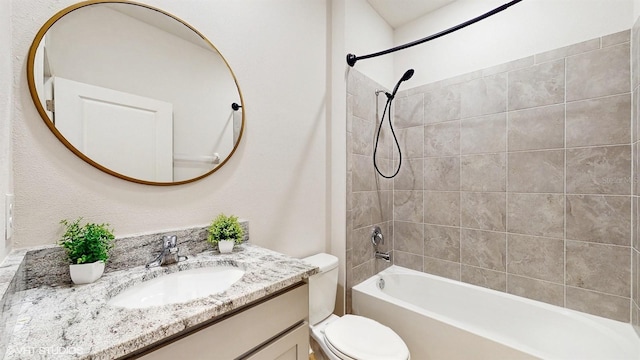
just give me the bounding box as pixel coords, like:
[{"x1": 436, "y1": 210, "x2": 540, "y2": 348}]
[{"x1": 346, "y1": 0, "x2": 524, "y2": 67}]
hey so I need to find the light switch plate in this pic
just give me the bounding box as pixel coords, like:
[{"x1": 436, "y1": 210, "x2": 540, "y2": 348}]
[{"x1": 5, "y1": 194, "x2": 14, "y2": 242}]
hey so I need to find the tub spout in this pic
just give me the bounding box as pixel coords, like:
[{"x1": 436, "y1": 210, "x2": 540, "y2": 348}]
[{"x1": 375, "y1": 251, "x2": 391, "y2": 262}]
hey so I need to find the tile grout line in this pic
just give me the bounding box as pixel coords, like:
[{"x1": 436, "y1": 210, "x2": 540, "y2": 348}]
[
  {"x1": 564, "y1": 51, "x2": 568, "y2": 309},
  {"x1": 388, "y1": 90, "x2": 394, "y2": 269},
  {"x1": 631, "y1": 29, "x2": 639, "y2": 321},
  {"x1": 505, "y1": 70, "x2": 510, "y2": 294},
  {"x1": 630, "y1": 32, "x2": 634, "y2": 322},
  {"x1": 419, "y1": 190, "x2": 634, "y2": 197},
  {"x1": 420, "y1": 92, "x2": 425, "y2": 272},
  {"x1": 459, "y1": 102, "x2": 463, "y2": 281}
]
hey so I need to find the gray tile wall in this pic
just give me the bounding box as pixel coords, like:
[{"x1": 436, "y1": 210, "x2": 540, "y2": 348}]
[
  {"x1": 347, "y1": 30, "x2": 636, "y2": 324},
  {"x1": 346, "y1": 70, "x2": 393, "y2": 312},
  {"x1": 633, "y1": 17, "x2": 640, "y2": 336}
]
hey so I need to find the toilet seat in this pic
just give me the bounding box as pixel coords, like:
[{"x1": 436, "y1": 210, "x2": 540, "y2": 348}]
[
  {"x1": 325, "y1": 339, "x2": 357, "y2": 360},
  {"x1": 323, "y1": 315, "x2": 410, "y2": 360}
]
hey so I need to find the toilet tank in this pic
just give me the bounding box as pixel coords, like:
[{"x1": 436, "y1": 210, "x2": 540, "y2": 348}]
[{"x1": 302, "y1": 253, "x2": 338, "y2": 325}]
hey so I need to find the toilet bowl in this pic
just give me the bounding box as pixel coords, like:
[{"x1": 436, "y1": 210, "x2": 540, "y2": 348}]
[{"x1": 303, "y1": 253, "x2": 410, "y2": 360}]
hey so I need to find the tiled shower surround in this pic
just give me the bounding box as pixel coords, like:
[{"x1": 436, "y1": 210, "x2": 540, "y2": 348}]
[{"x1": 347, "y1": 29, "x2": 640, "y2": 329}]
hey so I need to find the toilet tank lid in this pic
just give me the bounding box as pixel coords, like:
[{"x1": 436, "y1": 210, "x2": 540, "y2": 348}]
[{"x1": 302, "y1": 253, "x2": 338, "y2": 273}]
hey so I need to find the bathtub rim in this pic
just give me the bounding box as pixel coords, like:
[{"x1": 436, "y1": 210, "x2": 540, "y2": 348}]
[{"x1": 352, "y1": 265, "x2": 640, "y2": 360}]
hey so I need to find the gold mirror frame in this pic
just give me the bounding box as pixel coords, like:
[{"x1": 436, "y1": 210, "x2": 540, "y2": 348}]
[{"x1": 27, "y1": 0, "x2": 245, "y2": 186}]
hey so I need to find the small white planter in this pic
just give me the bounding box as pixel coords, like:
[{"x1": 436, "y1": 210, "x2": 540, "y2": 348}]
[
  {"x1": 218, "y1": 240, "x2": 235, "y2": 254},
  {"x1": 69, "y1": 261, "x2": 105, "y2": 285}
]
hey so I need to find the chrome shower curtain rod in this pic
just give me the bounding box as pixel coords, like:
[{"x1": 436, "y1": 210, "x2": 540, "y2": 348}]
[{"x1": 346, "y1": 0, "x2": 524, "y2": 67}]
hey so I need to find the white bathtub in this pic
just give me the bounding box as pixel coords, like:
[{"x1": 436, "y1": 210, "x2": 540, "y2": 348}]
[{"x1": 352, "y1": 265, "x2": 640, "y2": 360}]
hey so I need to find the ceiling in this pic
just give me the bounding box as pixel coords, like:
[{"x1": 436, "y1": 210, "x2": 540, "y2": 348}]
[{"x1": 367, "y1": 0, "x2": 459, "y2": 29}]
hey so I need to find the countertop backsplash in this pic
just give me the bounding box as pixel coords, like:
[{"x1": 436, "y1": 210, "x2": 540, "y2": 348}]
[{"x1": 22, "y1": 220, "x2": 249, "y2": 289}]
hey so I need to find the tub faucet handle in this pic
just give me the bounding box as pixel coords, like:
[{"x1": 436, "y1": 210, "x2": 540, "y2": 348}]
[{"x1": 371, "y1": 226, "x2": 384, "y2": 248}]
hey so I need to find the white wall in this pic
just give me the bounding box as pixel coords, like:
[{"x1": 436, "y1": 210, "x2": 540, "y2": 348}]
[
  {"x1": 330, "y1": 0, "x2": 347, "y2": 316},
  {"x1": 635, "y1": 0, "x2": 640, "y2": 20},
  {"x1": 395, "y1": 0, "x2": 635, "y2": 86},
  {"x1": 345, "y1": 0, "x2": 394, "y2": 88},
  {"x1": 11, "y1": 0, "x2": 328, "y2": 259},
  {"x1": 0, "y1": 0, "x2": 12, "y2": 262}
]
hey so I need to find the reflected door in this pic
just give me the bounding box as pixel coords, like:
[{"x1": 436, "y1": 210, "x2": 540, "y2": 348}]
[{"x1": 53, "y1": 77, "x2": 174, "y2": 182}]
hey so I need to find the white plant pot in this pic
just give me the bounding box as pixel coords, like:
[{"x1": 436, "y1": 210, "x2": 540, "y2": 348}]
[
  {"x1": 69, "y1": 261, "x2": 105, "y2": 285},
  {"x1": 218, "y1": 240, "x2": 235, "y2": 254}
]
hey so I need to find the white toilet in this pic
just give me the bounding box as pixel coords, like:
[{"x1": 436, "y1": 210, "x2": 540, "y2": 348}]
[{"x1": 303, "y1": 253, "x2": 410, "y2": 360}]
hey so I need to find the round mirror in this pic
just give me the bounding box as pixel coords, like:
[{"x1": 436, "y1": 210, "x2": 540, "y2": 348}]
[{"x1": 27, "y1": 1, "x2": 244, "y2": 185}]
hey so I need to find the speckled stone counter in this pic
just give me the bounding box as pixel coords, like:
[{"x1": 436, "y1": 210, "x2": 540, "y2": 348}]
[{"x1": 0, "y1": 243, "x2": 317, "y2": 359}]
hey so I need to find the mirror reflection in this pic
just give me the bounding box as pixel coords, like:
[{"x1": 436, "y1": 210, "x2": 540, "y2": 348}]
[{"x1": 28, "y1": 1, "x2": 244, "y2": 185}]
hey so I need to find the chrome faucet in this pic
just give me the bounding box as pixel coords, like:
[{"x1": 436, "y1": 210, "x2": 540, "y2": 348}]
[
  {"x1": 146, "y1": 235, "x2": 188, "y2": 268},
  {"x1": 371, "y1": 226, "x2": 384, "y2": 247},
  {"x1": 375, "y1": 251, "x2": 391, "y2": 262},
  {"x1": 371, "y1": 226, "x2": 391, "y2": 262}
]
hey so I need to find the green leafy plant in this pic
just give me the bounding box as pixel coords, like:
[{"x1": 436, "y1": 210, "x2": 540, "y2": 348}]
[
  {"x1": 59, "y1": 218, "x2": 115, "y2": 264},
  {"x1": 207, "y1": 213, "x2": 244, "y2": 246}
]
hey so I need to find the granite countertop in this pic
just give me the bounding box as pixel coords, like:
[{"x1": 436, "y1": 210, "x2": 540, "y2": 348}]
[{"x1": 1, "y1": 244, "x2": 317, "y2": 359}]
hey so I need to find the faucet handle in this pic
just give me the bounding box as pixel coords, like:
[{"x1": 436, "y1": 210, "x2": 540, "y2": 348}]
[
  {"x1": 371, "y1": 226, "x2": 384, "y2": 248},
  {"x1": 162, "y1": 235, "x2": 177, "y2": 249},
  {"x1": 146, "y1": 235, "x2": 186, "y2": 268}
]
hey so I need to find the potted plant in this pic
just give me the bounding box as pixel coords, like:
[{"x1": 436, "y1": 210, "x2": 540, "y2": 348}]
[
  {"x1": 59, "y1": 218, "x2": 115, "y2": 284},
  {"x1": 207, "y1": 213, "x2": 244, "y2": 254}
]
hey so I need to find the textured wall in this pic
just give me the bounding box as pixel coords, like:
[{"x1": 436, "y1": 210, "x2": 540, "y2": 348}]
[
  {"x1": 10, "y1": 0, "x2": 328, "y2": 259},
  {"x1": 632, "y1": 16, "x2": 640, "y2": 335},
  {"x1": 0, "y1": 0, "x2": 12, "y2": 262},
  {"x1": 348, "y1": 31, "x2": 634, "y2": 323}
]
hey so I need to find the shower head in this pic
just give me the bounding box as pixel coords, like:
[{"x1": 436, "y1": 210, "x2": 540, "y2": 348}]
[
  {"x1": 400, "y1": 69, "x2": 415, "y2": 82},
  {"x1": 387, "y1": 69, "x2": 415, "y2": 100}
]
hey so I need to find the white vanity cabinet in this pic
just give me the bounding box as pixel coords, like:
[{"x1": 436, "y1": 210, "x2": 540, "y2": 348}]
[
  {"x1": 136, "y1": 283, "x2": 309, "y2": 360},
  {"x1": 244, "y1": 322, "x2": 309, "y2": 360}
]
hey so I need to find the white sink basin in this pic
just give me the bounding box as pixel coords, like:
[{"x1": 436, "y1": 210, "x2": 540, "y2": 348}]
[{"x1": 108, "y1": 266, "x2": 245, "y2": 309}]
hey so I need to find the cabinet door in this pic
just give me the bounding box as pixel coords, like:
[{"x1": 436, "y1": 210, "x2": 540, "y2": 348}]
[
  {"x1": 136, "y1": 284, "x2": 308, "y2": 360},
  {"x1": 243, "y1": 322, "x2": 309, "y2": 360}
]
